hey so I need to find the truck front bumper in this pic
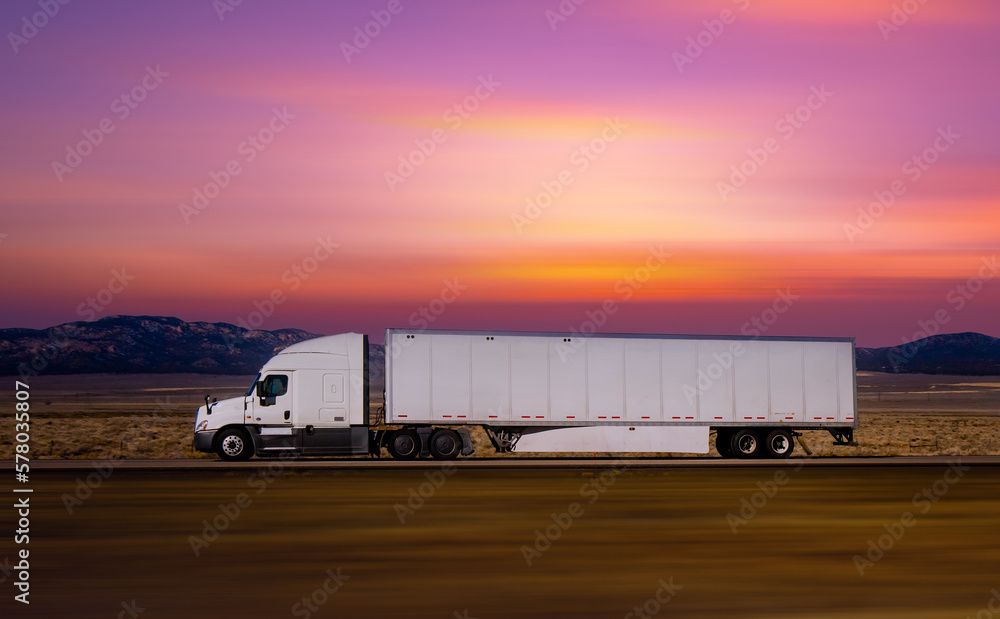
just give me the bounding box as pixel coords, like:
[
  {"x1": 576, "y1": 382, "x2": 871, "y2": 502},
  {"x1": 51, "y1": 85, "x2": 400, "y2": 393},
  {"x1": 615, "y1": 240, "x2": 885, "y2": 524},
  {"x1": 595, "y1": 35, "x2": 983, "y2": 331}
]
[{"x1": 193, "y1": 430, "x2": 217, "y2": 453}]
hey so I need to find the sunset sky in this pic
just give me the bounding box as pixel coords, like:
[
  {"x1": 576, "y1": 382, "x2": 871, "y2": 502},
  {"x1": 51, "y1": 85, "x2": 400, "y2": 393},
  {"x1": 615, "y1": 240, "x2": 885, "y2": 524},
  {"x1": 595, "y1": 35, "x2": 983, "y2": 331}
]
[{"x1": 1, "y1": 0, "x2": 997, "y2": 346}]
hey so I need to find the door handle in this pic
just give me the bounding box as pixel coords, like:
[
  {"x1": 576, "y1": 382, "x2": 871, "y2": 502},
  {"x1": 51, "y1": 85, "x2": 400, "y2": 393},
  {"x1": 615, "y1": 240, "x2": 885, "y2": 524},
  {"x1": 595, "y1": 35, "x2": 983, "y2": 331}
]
[{"x1": 284, "y1": 410, "x2": 290, "y2": 421}]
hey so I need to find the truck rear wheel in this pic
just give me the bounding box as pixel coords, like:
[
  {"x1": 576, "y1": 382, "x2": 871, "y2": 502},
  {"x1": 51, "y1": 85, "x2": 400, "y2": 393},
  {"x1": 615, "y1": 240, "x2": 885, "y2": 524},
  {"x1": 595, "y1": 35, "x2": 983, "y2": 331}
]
[
  {"x1": 730, "y1": 428, "x2": 761, "y2": 459},
  {"x1": 715, "y1": 429, "x2": 734, "y2": 458},
  {"x1": 216, "y1": 427, "x2": 253, "y2": 461},
  {"x1": 765, "y1": 429, "x2": 794, "y2": 458},
  {"x1": 387, "y1": 429, "x2": 420, "y2": 460},
  {"x1": 429, "y1": 429, "x2": 461, "y2": 460}
]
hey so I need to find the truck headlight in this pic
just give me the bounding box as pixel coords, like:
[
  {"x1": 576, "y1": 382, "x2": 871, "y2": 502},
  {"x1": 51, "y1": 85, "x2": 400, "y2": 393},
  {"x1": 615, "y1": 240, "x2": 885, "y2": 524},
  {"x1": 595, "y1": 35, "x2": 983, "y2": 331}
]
[{"x1": 196, "y1": 420, "x2": 208, "y2": 432}]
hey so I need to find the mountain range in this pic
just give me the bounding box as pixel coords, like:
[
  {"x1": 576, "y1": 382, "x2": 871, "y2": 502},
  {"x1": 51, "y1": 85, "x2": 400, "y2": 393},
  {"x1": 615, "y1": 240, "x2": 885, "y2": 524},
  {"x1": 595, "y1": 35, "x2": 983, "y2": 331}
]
[{"x1": 2, "y1": 315, "x2": 998, "y2": 379}]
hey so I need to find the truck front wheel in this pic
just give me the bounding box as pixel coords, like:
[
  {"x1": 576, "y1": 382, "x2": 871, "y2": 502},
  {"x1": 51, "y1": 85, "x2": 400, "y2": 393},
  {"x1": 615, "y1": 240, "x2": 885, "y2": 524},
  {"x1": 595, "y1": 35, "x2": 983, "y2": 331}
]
[
  {"x1": 387, "y1": 429, "x2": 421, "y2": 460},
  {"x1": 216, "y1": 427, "x2": 253, "y2": 461}
]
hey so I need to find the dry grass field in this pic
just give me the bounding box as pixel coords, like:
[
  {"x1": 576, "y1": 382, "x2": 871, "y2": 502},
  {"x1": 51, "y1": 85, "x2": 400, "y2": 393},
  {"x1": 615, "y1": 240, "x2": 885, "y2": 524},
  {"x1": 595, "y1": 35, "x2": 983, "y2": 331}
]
[{"x1": 1, "y1": 371, "x2": 998, "y2": 460}]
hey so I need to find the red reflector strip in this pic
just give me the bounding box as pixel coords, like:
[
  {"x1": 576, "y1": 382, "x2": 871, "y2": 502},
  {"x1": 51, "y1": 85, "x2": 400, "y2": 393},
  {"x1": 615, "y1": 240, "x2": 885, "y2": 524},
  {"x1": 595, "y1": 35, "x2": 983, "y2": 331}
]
[
  {"x1": 744, "y1": 416, "x2": 752, "y2": 420},
  {"x1": 846, "y1": 417, "x2": 854, "y2": 420},
  {"x1": 566, "y1": 415, "x2": 575, "y2": 418},
  {"x1": 612, "y1": 416, "x2": 620, "y2": 419},
  {"x1": 672, "y1": 416, "x2": 681, "y2": 419},
  {"x1": 457, "y1": 415, "x2": 466, "y2": 418},
  {"x1": 714, "y1": 416, "x2": 723, "y2": 419},
  {"x1": 686, "y1": 416, "x2": 694, "y2": 419},
  {"x1": 535, "y1": 416, "x2": 544, "y2": 418},
  {"x1": 521, "y1": 416, "x2": 530, "y2": 419},
  {"x1": 443, "y1": 415, "x2": 452, "y2": 418},
  {"x1": 489, "y1": 415, "x2": 498, "y2": 418},
  {"x1": 827, "y1": 417, "x2": 835, "y2": 420},
  {"x1": 757, "y1": 417, "x2": 765, "y2": 420},
  {"x1": 642, "y1": 416, "x2": 650, "y2": 419},
  {"x1": 398, "y1": 415, "x2": 407, "y2": 418},
  {"x1": 598, "y1": 416, "x2": 607, "y2": 419}
]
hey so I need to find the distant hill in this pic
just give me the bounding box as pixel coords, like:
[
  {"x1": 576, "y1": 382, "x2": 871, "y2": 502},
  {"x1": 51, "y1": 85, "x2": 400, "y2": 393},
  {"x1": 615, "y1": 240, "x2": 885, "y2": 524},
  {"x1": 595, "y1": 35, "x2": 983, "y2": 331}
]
[
  {"x1": 2, "y1": 316, "x2": 998, "y2": 378},
  {"x1": 0, "y1": 315, "x2": 320, "y2": 377},
  {"x1": 855, "y1": 332, "x2": 1000, "y2": 376}
]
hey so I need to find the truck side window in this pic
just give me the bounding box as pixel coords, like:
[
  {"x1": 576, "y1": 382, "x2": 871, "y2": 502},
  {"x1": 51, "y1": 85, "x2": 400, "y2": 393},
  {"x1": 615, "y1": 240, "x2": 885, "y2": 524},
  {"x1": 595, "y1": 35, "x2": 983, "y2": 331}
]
[{"x1": 262, "y1": 374, "x2": 288, "y2": 397}]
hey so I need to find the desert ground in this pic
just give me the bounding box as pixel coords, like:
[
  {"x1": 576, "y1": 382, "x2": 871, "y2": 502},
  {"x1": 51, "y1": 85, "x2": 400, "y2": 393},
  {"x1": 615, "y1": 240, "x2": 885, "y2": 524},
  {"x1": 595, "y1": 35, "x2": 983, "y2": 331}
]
[{"x1": 0, "y1": 372, "x2": 997, "y2": 460}]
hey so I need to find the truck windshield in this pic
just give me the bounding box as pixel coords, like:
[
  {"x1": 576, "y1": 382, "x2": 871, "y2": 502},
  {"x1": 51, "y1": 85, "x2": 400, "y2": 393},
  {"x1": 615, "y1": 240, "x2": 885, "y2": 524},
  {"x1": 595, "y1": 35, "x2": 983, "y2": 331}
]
[{"x1": 245, "y1": 373, "x2": 261, "y2": 397}]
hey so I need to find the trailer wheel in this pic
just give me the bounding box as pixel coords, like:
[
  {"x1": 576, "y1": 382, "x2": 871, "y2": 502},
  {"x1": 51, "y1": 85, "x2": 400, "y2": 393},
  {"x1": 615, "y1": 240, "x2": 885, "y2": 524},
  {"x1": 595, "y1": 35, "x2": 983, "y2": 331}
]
[
  {"x1": 715, "y1": 430, "x2": 734, "y2": 458},
  {"x1": 765, "y1": 429, "x2": 794, "y2": 458},
  {"x1": 216, "y1": 427, "x2": 253, "y2": 461},
  {"x1": 730, "y1": 429, "x2": 761, "y2": 459},
  {"x1": 387, "y1": 429, "x2": 420, "y2": 460},
  {"x1": 429, "y1": 429, "x2": 461, "y2": 460}
]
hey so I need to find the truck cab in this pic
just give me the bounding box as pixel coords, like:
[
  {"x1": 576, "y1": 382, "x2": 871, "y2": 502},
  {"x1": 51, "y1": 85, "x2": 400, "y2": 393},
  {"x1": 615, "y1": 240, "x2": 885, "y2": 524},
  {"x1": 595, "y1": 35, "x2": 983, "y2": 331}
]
[{"x1": 193, "y1": 333, "x2": 371, "y2": 460}]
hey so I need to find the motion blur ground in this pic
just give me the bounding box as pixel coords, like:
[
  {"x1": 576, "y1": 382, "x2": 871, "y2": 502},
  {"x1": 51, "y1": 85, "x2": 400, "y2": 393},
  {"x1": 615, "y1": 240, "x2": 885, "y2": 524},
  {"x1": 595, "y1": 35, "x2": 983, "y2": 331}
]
[{"x1": 3, "y1": 466, "x2": 998, "y2": 618}]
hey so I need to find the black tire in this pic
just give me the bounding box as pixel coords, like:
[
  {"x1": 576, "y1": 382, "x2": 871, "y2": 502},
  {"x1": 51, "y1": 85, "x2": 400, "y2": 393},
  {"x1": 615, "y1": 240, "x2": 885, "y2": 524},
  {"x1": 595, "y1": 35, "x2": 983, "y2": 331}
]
[
  {"x1": 730, "y1": 428, "x2": 762, "y2": 459},
  {"x1": 387, "y1": 429, "x2": 421, "y2": 460},
  {"x1": 715, "y1": 429, "x2": 734, "y2": 458},
  {"x1": 429, "y1": 429, "x2": 461, "y2": 460},
  {"x1": 765, "y1": 429, "x2": 795, "y2": 459},
  {"x1": 215, "y1": 427, "x2": 253, "y2": 461}
]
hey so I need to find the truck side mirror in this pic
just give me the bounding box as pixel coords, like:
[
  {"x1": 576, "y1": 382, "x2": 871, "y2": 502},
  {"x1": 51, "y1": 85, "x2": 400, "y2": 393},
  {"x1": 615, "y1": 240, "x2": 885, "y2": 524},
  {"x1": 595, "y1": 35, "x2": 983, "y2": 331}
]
[{"x1": 255, "y1": 382, "x2": 264, "y2": 397}]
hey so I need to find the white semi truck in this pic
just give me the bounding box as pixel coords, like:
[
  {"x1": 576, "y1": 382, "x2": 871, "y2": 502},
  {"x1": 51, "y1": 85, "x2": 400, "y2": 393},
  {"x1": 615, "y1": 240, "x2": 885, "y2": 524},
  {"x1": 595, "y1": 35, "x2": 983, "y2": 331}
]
[{"x1": 193, "y1": 328, "x2": 857, "y2": 461}]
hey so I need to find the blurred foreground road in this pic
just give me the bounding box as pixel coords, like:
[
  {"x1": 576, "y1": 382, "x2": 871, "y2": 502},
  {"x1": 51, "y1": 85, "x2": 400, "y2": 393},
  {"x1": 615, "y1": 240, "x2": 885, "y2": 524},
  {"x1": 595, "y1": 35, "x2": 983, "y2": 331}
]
[{"x1": 4, "y1": 463, "x2": 999, "y2": 618}]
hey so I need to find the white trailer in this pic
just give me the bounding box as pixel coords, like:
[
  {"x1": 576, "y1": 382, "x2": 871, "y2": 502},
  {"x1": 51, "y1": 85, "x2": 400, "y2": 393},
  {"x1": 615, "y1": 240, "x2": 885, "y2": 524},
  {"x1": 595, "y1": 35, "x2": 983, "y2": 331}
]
[{"x1": 193, "y1": 328, "x2": 857, "y2": 461}]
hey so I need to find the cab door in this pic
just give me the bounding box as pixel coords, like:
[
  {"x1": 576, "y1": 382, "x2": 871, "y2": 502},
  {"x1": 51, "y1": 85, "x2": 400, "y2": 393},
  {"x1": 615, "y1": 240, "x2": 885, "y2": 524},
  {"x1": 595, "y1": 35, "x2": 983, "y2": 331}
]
[
  {"x1": 253, "y1": 373, "x2": 293, "y2": 425},
  {"x1": 250, "y1": 373, "x2": 296, "y2": 453}
]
